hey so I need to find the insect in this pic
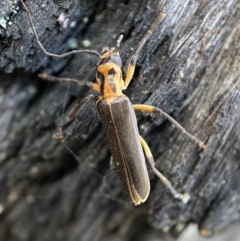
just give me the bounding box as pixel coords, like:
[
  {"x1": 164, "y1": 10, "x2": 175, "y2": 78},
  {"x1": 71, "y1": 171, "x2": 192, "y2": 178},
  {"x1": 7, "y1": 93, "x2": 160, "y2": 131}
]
[{"x1": 20, "y1": 0, "x2": 205, "y2": 205}]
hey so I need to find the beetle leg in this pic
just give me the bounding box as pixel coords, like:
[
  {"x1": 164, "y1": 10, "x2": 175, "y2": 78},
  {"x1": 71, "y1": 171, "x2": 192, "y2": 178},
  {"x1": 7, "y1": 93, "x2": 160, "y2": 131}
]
[
  {"x1": 54, "y1": 95, "x2": 96, "y2": 142},
  {"x1": 139, "y1": 135, "x2": 190, "y2": 204},
  {"x1": 38, "y1": 73, "x2": 100, "y2": 92},
  {"x1": 68, "y1": 95, "x2": 96, "y2": 121},
  {"x1": 123, "y1": 57, "x2": 136, "y2": 90},
  {"x1": 134, "y1": 104, "x2": 205, "y2": 149},
  {"x1": 123, "y1": 11, "x2": 165, "y2": 89}
]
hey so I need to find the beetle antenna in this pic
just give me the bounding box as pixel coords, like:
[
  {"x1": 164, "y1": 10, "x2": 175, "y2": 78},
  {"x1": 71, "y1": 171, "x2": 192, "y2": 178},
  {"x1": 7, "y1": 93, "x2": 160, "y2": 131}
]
[
  {"x1": 19, "y1": 0, "x2": 100, "y2": 58},
  {"x1": 115, "y1": 35, "x2": 123, "y2": 52}
]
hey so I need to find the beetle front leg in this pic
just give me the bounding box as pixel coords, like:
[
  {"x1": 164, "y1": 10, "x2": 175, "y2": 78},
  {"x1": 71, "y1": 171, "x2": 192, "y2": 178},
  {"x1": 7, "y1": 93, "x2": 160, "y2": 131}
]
[
  {"x1": 123, "y1": 11, "x2": 165, "y2": 89},
  {"x1": 123, "y1": 56, "x2": 137, "y2": 89},
  {"x1": 139, "y1": 136, "x2": 190, "y2": 204},
  {"x1": 134, "y1": 104, "x2": 205, "y2": 149}
]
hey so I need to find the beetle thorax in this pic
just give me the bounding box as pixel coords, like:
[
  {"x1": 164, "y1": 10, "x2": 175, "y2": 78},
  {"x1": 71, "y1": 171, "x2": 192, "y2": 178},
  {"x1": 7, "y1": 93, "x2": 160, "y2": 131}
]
[{"x1": 96, "y1": 63, "x2": 124, "y2": 98}]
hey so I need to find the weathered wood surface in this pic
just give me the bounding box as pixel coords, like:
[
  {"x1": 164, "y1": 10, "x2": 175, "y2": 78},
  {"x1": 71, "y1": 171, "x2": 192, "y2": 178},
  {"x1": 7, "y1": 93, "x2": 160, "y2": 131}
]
[{"x1": 0, "y1": 0, "x2": 239, "y2": 240}]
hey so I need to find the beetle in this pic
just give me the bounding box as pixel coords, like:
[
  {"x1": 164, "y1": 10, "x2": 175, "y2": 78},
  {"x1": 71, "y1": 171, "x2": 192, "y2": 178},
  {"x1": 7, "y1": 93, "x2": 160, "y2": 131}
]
[{"x1": 20, "y1": 0, "x2": 205, "y2": 205}]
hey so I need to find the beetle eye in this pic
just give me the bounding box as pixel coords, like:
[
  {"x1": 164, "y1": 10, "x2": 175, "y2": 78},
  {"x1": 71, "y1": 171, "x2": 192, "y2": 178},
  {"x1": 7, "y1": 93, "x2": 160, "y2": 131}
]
[{"x1": 110, "y1": 55, "x2": 122, "y2": 67}]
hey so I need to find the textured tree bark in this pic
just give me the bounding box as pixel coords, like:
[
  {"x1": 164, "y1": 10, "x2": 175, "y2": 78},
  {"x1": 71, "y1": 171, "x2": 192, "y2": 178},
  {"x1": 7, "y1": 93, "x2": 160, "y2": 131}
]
[{"x1": 0, "y1": 0, "x2": 239, "y2": 241}]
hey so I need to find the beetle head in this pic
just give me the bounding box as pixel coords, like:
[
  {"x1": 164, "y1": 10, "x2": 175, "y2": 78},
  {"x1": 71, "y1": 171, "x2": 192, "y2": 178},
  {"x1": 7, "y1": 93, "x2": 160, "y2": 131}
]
[{"x1": 97, "y1": 35, "x2": 123, "y2": 67}]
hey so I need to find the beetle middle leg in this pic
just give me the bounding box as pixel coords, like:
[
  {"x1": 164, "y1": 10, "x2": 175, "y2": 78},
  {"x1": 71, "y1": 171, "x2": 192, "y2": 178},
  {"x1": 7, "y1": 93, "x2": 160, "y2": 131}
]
[
  {"x1": 134, "y1": 104, "x2": 205, "y2": 149},
  {"x1": 140, "y1": 136, "x2": 190, "y2": 204},
  {"x1": 54, "y1": 94, "x2": 97, "y2": 142},
  {"x1": 38, "y1": 73, "x2": 99, "y2": 141}
]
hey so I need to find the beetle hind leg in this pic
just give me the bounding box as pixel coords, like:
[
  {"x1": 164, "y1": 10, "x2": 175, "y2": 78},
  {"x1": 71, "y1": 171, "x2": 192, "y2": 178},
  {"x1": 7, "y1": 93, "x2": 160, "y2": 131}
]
[{"x1": 140, "y1": 136, "x2": 190, "y2": 204}]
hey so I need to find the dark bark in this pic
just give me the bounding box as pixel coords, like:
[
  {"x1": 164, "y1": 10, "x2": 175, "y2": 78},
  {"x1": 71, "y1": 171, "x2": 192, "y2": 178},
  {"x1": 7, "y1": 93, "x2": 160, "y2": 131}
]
[{"x1": 0, "y1": 0, "x2": 240, "y2": 240}]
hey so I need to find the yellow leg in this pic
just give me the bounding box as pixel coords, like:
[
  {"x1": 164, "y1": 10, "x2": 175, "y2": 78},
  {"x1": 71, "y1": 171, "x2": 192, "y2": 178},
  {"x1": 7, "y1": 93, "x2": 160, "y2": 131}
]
[
  {"x1": 134, "y1": 104, "x2": 205, "y2": 149},
  {"x1": 123, "y1": 11, "x2": 165, "y2": 89},
  {"x1": 38, "y1": 73, "x2": 100, "y2": 92},
  {"x1": 140, "y1": 136, "x2": 190, "y2": 204},
  {"x1": 123, "y1": 61, "x2": 135, "y2": 89}
]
